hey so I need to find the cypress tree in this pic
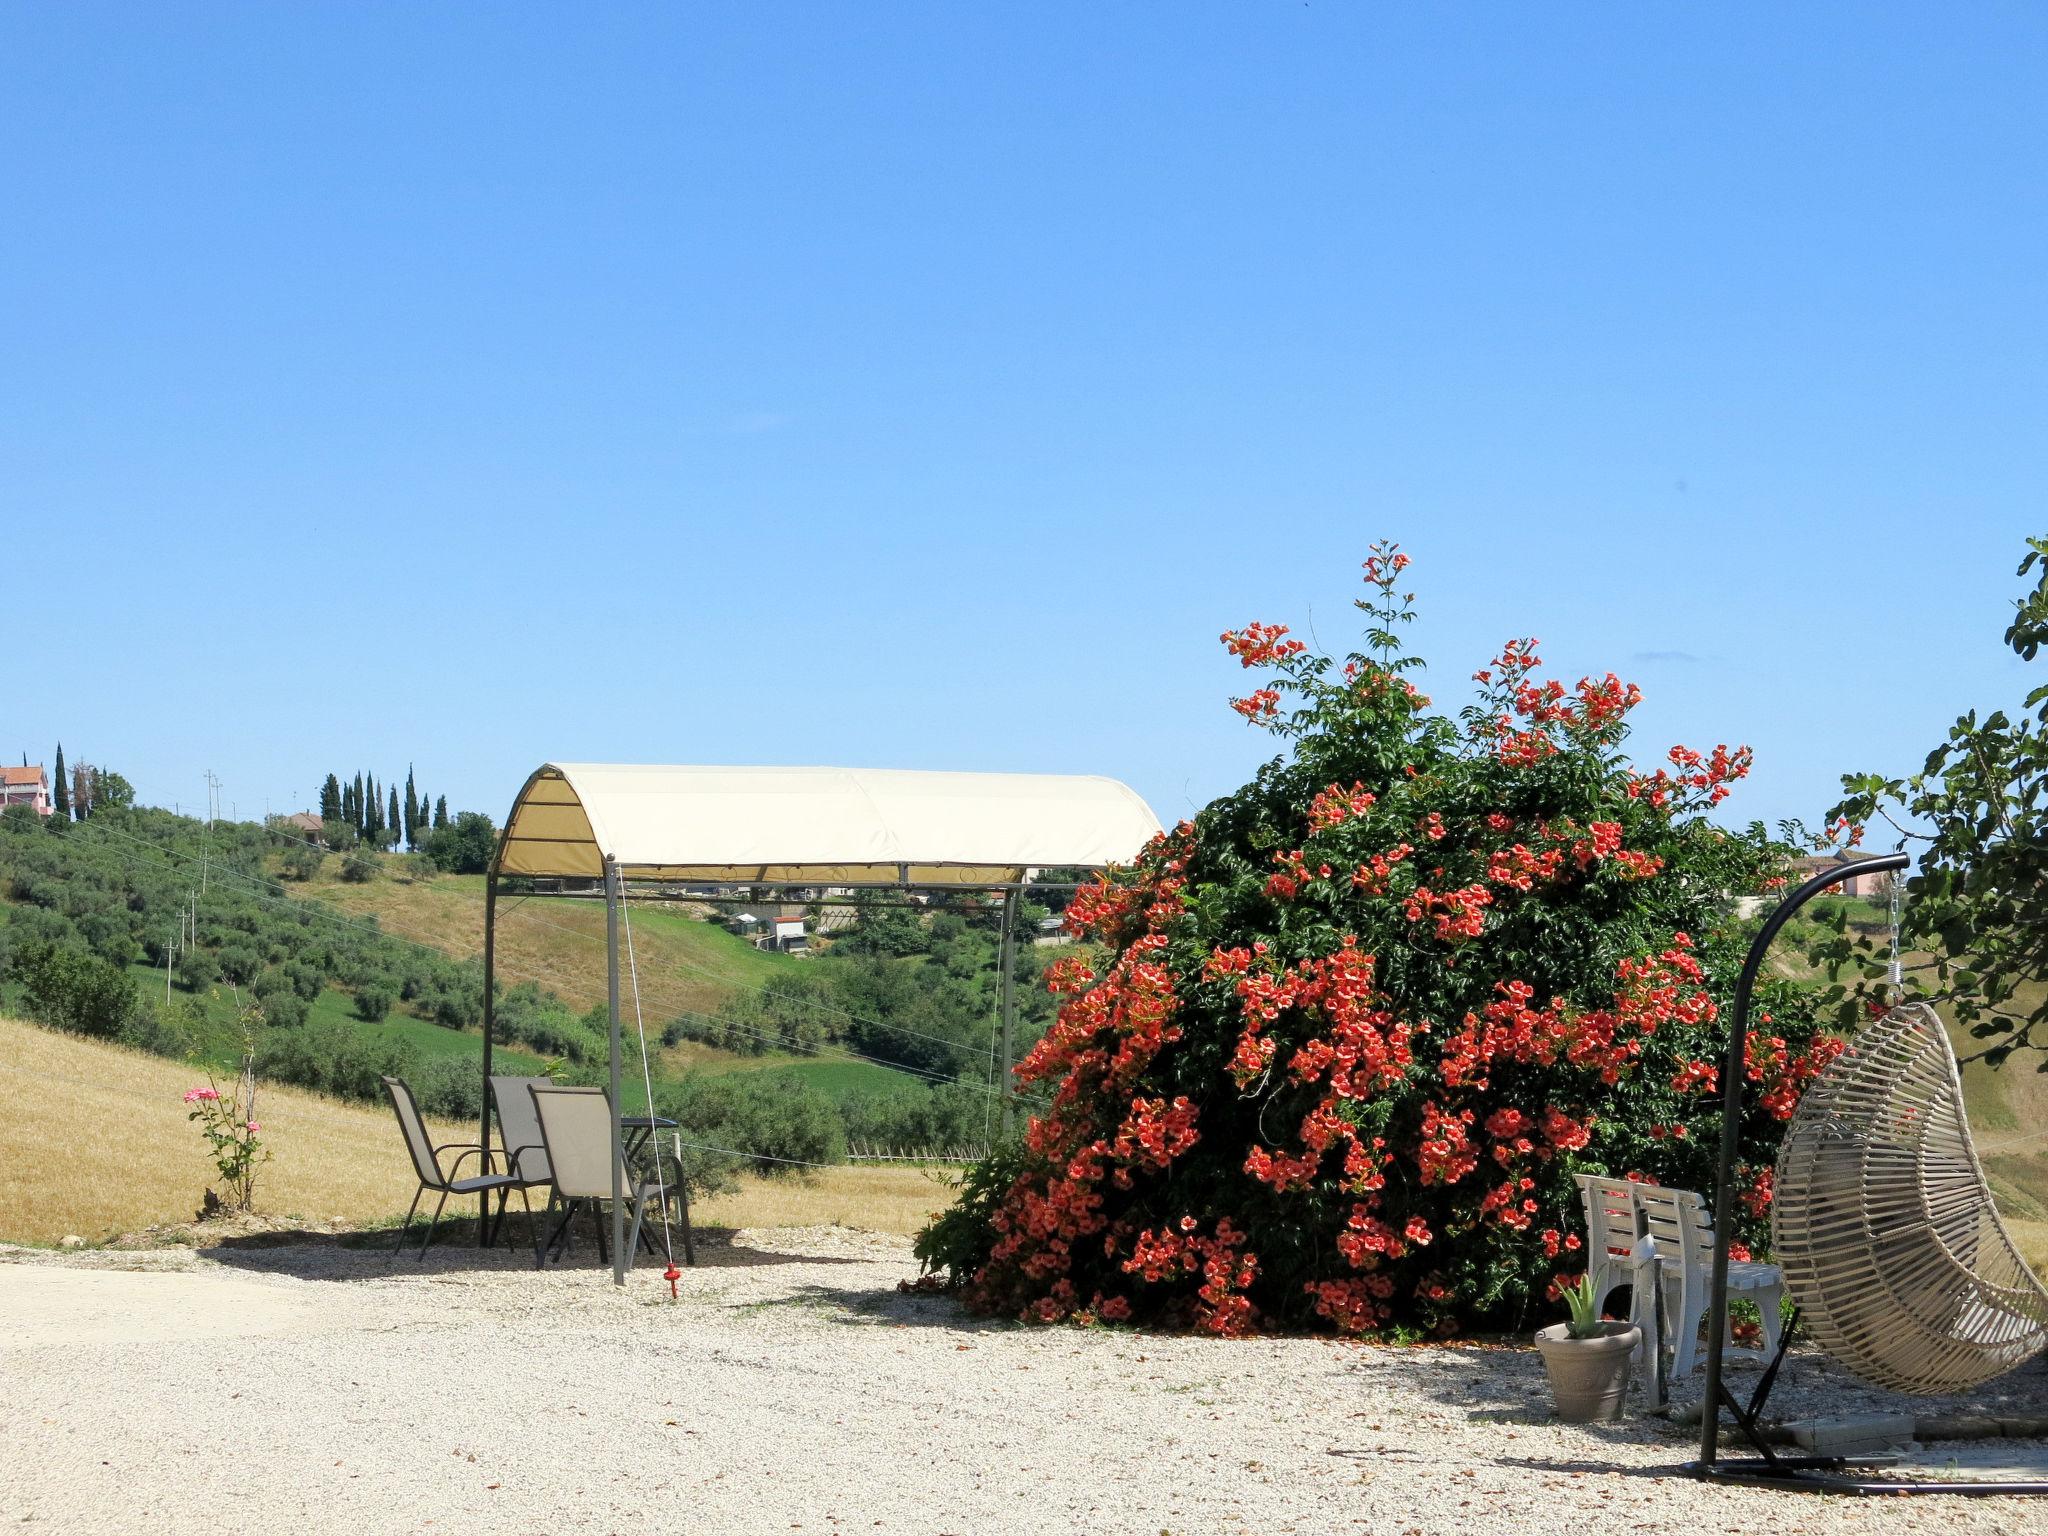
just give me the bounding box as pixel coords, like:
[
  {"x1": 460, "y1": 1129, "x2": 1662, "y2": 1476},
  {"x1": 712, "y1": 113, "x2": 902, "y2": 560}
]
[
  {"x1": 52, "y1": 744, "x2": 69, "y2": 819},
  {"x1": 434, "y1": 795, "x2": 449, "y2": 829},
  {"x1": 387, "y1": 786, "x2": 400, "y2": 847},
  {"x1": 319, "y1": 774, "x2": 343, "y2": 827},
  {"x1": 403, "y1": 768, "x2": 419, "y2": 849},
  {"x1": 352, "y1": 772, "x2": 366, "y2": 834}
]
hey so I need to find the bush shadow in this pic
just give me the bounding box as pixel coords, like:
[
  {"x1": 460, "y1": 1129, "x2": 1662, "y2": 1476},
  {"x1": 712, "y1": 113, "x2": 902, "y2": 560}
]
[{"x1": 198, "y1": 1215, "x2": 872, "y2": 1282}]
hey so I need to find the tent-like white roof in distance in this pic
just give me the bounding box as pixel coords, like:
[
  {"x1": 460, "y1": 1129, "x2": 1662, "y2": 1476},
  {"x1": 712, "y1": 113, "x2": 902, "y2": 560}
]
[{"x1": 492, "y1": 763, "x2": 1165, "y2": 886}]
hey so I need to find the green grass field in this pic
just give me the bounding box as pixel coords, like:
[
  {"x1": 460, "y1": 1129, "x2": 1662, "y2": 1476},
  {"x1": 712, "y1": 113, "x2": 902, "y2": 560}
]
[{"x1": 288, "y1": 856, "x2": 792, "y2": 1015}]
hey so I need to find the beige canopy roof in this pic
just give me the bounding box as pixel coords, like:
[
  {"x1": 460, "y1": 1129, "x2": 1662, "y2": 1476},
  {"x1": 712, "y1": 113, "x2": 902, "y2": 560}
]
[{"x1": 493, "y1": 763, "x2": 1164, "y2": 885}]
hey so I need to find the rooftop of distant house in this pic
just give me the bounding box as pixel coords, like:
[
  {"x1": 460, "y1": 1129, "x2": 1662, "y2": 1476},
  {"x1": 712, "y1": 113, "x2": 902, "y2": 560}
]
[{"x1": 1, "y1": 765, "x2": 46, "y2": 786}]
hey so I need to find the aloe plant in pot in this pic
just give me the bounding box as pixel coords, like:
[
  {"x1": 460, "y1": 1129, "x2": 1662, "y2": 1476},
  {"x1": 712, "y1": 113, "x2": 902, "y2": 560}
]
[{"x1": 1534, "y1": 1274, "x2": 1640, "y2": 1423}]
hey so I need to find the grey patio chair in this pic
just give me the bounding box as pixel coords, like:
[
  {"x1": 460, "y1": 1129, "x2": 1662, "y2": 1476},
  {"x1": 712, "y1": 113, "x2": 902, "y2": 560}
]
[
  {"x1": 381, "y1": 1074, "x2": 532, "y2": 1262},
  {"x1": 488, "y1": 1074, "x2": 556, "y2": 1248},
  {"x1": 527, "y1": 1083, "x2": 668, "y2": 1270}
]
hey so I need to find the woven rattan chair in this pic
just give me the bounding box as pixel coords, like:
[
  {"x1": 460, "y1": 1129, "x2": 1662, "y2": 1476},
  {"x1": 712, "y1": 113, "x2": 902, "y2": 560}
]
[{"x1": 1772, "y1": 1002, "x2": 2048, "y2": 1395}]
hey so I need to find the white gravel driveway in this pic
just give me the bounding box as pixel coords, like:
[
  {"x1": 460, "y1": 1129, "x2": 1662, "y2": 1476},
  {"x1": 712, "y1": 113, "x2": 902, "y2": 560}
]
[{"x1": 3, "y1": 1227, "x2": 2045, "y2": 1535}]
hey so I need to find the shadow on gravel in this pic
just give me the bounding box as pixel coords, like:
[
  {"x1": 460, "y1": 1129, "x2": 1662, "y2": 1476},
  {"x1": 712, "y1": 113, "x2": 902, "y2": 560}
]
[
  {"x1": 199, "y1": 1219, "x2": 870, "y2": 1281},
  {"x1": 745, "y1": 1281, "x2": 1018, "y2": 1334}
]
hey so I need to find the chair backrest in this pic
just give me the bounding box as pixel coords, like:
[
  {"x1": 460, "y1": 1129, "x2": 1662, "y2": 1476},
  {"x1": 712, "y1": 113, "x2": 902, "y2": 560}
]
[
  {"x1": 1634, "y1": 1185, "x2": 1714, "y2": 1275},
  {"x1": 529, "y1": 1084, "x2": 622, "y2": 1200},
  {"x1": 1577, "y1": 1173, "x2": 1642, "y2": 1275},
  {"x1": 381, "y1": 1075, "x2": 443, "y2": 1189},
  {"x1": 490, "y1": 1074, "x2": 552, "y2": 1182}
]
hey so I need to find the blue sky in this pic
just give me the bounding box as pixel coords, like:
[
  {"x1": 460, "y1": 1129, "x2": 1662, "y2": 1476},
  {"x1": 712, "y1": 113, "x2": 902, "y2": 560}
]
[{"x1": 3, "y1": 4, "x2": 2042, "y2": 839}]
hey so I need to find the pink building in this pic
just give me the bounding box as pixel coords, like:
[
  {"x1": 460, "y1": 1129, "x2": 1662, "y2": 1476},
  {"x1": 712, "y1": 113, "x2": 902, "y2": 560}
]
[
  {"x1": 1, "y1": 764, "x2": 53, "y2": 816},
  {"x1": 1788, "y1": 852, "x2": 1889, "y2": 899}
]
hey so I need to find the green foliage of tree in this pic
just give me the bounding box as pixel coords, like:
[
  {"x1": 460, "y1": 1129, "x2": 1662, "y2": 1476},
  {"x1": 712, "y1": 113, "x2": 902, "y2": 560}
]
[
  {"x1": 278, "y1": 842, "x2": 324, "y2": 882},
  {"x1": 9, "y1": 938, "x2": 138, "y2": 1039},
  {"x1": 423, "y1": 811, "x2": 497, "y2": 874},
  {"x1": 319, "y1": 774, "x2": 344, "y2": 828},
  {"x1": 88, "y1": 770, "x2": 133, "y2": 813},
  {"x1": 834, "y1": 894, "x2": 930, "y2": 957},
  {"x1": 1823, "y1": 537, "x2": 2048, "y2": 1067},
  {"x1": 52, "y1": 745, "x2": 69, "y2": 819},
  {"x1": 354, "y1": 983, "x2": 394, "y2": 1022},
  {"x1": 434, "y1": 795, "x2": 448, "y2": 829}
]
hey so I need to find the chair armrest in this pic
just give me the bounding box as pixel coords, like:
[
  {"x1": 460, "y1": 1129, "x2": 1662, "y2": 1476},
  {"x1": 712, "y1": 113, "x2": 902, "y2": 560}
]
[
  {"x1": 504, "y1": 1144, "x2": 548, "y2": 1182},
  {"x1": 436, "y1": 1144, "x2": 494, "y2": 1179}
]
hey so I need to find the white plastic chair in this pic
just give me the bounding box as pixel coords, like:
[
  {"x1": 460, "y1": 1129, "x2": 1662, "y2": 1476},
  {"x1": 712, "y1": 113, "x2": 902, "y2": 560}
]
[
  {"x1": 1635, "y1": 1184, "x2": 1783, "y2": 1376},
  {"x1": 1576, "y1": 1172, "x2": 1644, "y2": 1319}
]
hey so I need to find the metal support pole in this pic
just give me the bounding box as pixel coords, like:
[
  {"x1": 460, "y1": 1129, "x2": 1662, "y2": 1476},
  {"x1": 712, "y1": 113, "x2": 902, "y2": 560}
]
[
  {"x1": 998, "y1": 886, "x2": 1020, "y2": 1136},
  {"x1": 1697, "y1": 851, "x2": 1907, "y2": 1475},
  {"x1": 606, "y1": 858, "x2": 626, "y2": 1287},
  {"x1": 479, "y1": 872, "x2": 498, "y2": 1244}
]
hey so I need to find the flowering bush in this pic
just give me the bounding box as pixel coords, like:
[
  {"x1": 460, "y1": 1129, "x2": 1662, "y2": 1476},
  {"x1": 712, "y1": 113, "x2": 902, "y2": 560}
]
[
  {"x1": 918, "y1": 545, "x2": 1827, "y2": 1336},
  {"x1": 185, "y1": 1058, "x2": 269, "y2": 1214}
]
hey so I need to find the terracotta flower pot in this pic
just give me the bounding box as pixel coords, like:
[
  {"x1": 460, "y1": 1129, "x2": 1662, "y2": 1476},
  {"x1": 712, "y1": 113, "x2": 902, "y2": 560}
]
[{"x1": 1534, "y1": 1320, "x2": 1639, "y2": 1423}]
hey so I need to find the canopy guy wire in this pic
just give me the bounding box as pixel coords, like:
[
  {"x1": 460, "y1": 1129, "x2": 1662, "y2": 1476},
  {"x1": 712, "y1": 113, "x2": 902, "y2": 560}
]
[{"x1": 617, "y1": 884, "x2": 678, "y2": 1288}]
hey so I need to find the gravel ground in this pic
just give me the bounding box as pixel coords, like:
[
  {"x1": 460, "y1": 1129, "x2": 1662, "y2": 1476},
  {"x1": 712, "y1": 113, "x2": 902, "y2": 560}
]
[{"x1": 4, "y1": 1227, "x2": 2047, "y2": 1536}]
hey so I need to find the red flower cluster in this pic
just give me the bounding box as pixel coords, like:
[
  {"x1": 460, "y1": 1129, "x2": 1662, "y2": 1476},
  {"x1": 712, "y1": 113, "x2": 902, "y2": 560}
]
[{"x1": 1221, "y1": 621, "x2": 1308, "y2": 669}]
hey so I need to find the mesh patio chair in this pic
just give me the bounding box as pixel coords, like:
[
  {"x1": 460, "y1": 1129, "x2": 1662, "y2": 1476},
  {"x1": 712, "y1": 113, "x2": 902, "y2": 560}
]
[
  {"x1": 488, "y1": 1074, "x2": 556, "y2": 1250},
  {"x1": 381, "y1": 1074, "x2": 532, "y2": 1262},
  {"x1": 527, "y1": 1084, "x2": 668, "y2": 1270}
]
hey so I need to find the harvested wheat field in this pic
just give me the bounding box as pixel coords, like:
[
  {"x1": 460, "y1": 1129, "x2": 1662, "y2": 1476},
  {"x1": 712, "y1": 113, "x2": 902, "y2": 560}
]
[
  {"x1": 5, "y1": 1231, "x2": 2048, "y2": 1536},
  {"x1": 0, "y1": 1015, "x2": 457, "y2": 1244},
  {"x1": 0, "y1": 1016, "x2": 951, "y2": 1247}
]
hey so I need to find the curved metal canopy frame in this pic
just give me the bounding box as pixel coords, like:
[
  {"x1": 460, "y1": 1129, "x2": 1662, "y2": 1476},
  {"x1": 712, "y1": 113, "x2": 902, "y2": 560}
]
[{"x1": 475, "y1": 762, "x2": 1164, "y2": 1284}]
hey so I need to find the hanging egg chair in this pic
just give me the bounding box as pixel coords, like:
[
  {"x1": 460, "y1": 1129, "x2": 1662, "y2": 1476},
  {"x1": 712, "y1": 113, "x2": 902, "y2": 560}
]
[{"x1": 1772, "y1": 1001, "x2": 2048, "y2": 1396}]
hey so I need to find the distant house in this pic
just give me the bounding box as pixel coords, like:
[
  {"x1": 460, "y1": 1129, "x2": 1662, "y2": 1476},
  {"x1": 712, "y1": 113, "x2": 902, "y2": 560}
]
[
  {"x1": 727, "y1": 907, "x2": 811, "y2": 952},
  {"x1": 0, "y1": 764, "x2": 52, "y2": 817},
  {"x1": 284, "y1": 811, "x2": 324, "y2": 840},
  {"x1": 1787, "y1": 851, "x2": 1890, "y2": 899}
]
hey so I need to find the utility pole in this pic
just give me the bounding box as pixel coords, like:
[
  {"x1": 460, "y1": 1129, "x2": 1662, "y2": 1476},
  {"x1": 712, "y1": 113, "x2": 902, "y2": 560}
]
[{"x1": 201, "y1": 770, "x2": 221, "y2": 897}]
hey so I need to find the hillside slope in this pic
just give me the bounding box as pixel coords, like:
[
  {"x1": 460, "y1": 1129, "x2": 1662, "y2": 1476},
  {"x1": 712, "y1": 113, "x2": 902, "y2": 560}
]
[
  {"x1": 0, "y1": 1013, "x2": 457, "y2": 1245},
  {"x1": 291, "y1": 861, "x2": 790, "y2": 1016}
]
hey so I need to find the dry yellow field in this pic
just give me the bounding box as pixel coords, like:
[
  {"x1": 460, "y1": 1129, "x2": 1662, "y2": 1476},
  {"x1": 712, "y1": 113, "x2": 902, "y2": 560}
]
[
  {"x1": 0, "y1": 1015, "x2": 949, "y2": 1247},
  {"x1": 693, "y1": 1163, "x2": 956, "y2": 1235},
  {"x1": 0, "y1": 1013, "x2": 457, "y2": 1245}
]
